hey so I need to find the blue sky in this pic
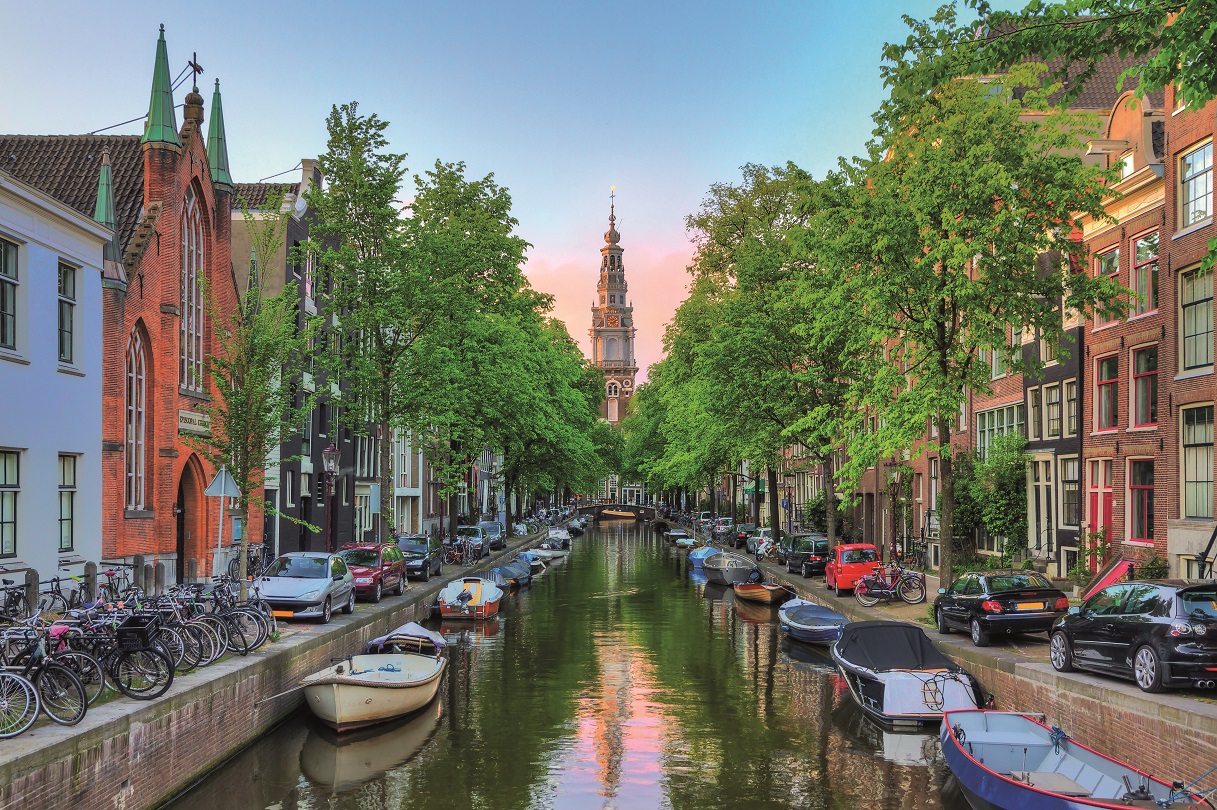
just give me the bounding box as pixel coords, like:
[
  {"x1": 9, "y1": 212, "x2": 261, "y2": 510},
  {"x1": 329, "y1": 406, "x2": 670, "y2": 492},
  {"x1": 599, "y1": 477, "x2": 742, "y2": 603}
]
[{"x1": 1, "y1": 0, "x2": 968, "y2": 376}]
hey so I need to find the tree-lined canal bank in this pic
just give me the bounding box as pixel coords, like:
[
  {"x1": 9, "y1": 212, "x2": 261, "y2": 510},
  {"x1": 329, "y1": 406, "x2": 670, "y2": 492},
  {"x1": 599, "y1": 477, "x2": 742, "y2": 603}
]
[{"x1": 165, "y1": 520, "x2": 966, "y2": 810}]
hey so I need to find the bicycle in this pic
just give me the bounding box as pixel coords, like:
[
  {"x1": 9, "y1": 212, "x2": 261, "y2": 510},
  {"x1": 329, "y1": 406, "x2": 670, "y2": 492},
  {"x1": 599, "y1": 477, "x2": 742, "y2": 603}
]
[
  {"x1": 0, "y1": 620, "x2": 88, "y2": 725},
  {"x1": 98, "y1": 564, "x2": 134, "y2": 603},
  {"x1": 39, "y1": 573, "x2": 91, "y2": 616},
  {"x1": 228, "y1": 543, "x2": 268, "y2": 581},
  {"x1": 854, "y1": 563, "x2": 927, "y2": 607},
  {"x1": 0, "y1": 579, "x2": 29, "y2": 621}
]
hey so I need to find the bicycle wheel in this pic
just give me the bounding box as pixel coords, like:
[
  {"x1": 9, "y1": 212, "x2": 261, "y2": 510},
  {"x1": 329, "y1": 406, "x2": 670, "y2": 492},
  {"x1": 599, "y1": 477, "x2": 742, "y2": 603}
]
[
  {"x1": 898, "y1": 576, "x2": 926, "y2": 604},
  {"x1": 154, "y1": 627, "x2": 186, "y2": 670},
  {"x1": 181, "y1": 622, "x2": 216, "y2": 667},
  {"x1": 112, "y1": 648, "x2": 174, "y2": 700},
  {"x1": 854, "y1": 580, "x2": 881, "y2": 608},
  {"x1": 39, "y1": 591, "x2": 69, "y2": 618},
  {"x1": 0, "y1": 672, "x2": 39, "y2": 738},
  {"x1": 220, "y1": 614, "x2": 251, "y2": 656},
  {"x1": 196, "y1": 615, "x2": 230, "y2": 658},
  {"x1": 36, "y1": 663, "x2": 87, "y2": 725},
  {"x1": 229, "y1": 609, "x2": 267, "y2": 652},
  {"x1": 52, "y1": 650, "x2": 107, "y2": 705}
]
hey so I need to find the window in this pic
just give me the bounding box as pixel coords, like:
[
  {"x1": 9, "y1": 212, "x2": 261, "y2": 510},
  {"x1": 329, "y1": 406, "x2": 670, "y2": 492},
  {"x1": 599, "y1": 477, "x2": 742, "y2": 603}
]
[
  {"x1": 1089, "y1": 459, "x2": 1113, "y2": 539},
  {"x1": 0, "y1": 451, "x2": 16, "y2": 556},
  {"x1": 0, "y1": 239, "x2": 16, "y2": 350},
  {"x1": 1181, "y1": 267, "x2": 1213, "y2": 370},
  {"x1": 1181, "y1": 141, "x2": 1213, "y2": 227},
  {"x1": 1065, "y1": 381, "x2": 1078, "y2": 436},
  {"x1": 976, "y1": 403, "x2": 1025, "y2": 459},
  {"x1": 302, "y1": 409, "x2": 313, "y2": 457},
  {"x1": 1132, "y1": 232, "x2": 1158, "y2": 315},
  {"x1": 1096, "y1": 249, "x2": 1119, "y2": 326},
  {"x1": 607, "y1": 382, "x2": 619, "y2": 397},
  {"x1": 1096, "y1": 356, "x2": 1118, "y2": 430},
  {"x1": 180, "y1": 187, "x2": 205, "y2": 392},
  {"x1": 124, "y1": 330, "x2": 146, "y2": 510},
  {"x1": 1132, "y1": 347, "x2": 1158, "y2": 427},
  {"x1": 1061, "y1": 457, "x2": 1080, "y2": 526},
  {"x1": 303, "y1": 251, "x2": 314, "y2": 302},
  {"x1": 1045, "y1": 384, "x2": 1062, "y2": 438},
  {"x1": 58, "y1": 454, "x2": 75, "y2": 552},
  {"x1": 1129, "y1": 460, "x2": 1155, "y2": 543},
  {"x1": 1029, "y1": 389, "x2": 1042, "y2": 440},
  {"x1": 55, "y1": 263, "x2": 76, "y2": 363},
  {"x1": 1183, "y1": 405, "x2": 1214, "y2": 519},
  {"x1": 609, "y1": 294, "x2": 616, "y2": 304},
  {"x1": 1119, "y1": 151, "x2": 1135, "y2": 181},
  {"x1": 285, "y1": 470, "x2": 295, "y2": 507}
]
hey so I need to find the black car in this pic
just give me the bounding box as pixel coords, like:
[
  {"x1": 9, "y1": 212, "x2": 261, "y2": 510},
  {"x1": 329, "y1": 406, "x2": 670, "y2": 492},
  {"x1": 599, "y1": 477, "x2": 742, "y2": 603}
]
[
  {"x1": 396, "y1": 534, "x2": 443, "y2": 581},
  {"x1": 478, "y1": 521, "x2": 507, "y2": 550},
  {"x1": 934, "y1": 570, "x2": 1069, "y2": 647},
  {"x1": 782, "y1": 534, "x2": 832, "y2": 577},
  {"x1": 1050, "y1": 580, "x2": 1217, "y2": 693},
  {"x1": 732, "y1": 523, "x2": 757, "y2": 549}
]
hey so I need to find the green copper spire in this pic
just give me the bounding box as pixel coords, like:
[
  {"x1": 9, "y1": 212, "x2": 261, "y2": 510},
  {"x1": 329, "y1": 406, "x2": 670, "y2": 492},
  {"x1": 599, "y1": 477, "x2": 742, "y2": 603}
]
[
  {"x1": 207, "y1": 79, "x2": 232, "y2": 188},
  {"x1": 140, "y1": 24, "x2": 181, "y2": 146},
  {"x1": 93, "y1": 148, "x2": 121, "y2": 265}
]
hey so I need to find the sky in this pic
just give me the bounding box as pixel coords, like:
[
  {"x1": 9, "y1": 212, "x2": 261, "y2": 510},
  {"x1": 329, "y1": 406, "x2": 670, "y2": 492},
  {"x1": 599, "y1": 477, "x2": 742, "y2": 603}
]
[{"x1": 0, "y1": 0, "x2": 965, "y2": 380}]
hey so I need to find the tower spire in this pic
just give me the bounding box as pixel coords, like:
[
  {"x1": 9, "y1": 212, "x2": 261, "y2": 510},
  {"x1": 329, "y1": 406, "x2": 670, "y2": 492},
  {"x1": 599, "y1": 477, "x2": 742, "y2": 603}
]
[
  {"x1": 141, "y1": 25, "x2": 182, "y2": 147},
  {"x1": 93, "y1": 148, "x2": 121, "y2": 266},
  {"x1": 207, "y1": 79, "x2": 233, "y2": 189},
  {"x1": 605, "y1": 186, "x2": 620, "y2": 245}
]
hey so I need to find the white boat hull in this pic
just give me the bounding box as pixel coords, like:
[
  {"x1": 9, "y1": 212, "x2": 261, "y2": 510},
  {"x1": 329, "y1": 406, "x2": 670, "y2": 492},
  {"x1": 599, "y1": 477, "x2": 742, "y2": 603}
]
[{"x1": 303, "y1": 653, "x2": 446, "y2": 732}]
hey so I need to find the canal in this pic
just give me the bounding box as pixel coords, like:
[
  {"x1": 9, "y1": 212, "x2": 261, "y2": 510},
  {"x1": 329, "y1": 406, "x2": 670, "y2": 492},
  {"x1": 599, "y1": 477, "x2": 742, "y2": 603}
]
[{"x1": 166, "y1": 519, "x2": 967, "y2": 810}]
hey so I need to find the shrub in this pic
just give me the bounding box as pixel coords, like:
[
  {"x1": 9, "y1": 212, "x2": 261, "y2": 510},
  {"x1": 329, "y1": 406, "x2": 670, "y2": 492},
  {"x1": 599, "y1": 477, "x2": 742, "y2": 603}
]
[
  {"x1": 1020, "y1": 558, "x2": 1035, "y2": 571},
  {"x1": 1131, "y1": 550, "x2": 1170, "y2": 580}
]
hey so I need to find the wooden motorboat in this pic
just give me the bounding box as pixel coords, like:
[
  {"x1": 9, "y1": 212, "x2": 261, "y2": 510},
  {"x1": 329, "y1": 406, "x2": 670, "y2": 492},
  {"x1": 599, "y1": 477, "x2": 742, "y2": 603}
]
[
  {"x1": 688, "y1": 546, "x2": 722, "y2": 568},
  {"x1": 831, "y1": 620, "x2": 984, "y2": 726},
  {"x1": 302, "y1": 623, "x2": 447, "y2": 732},
  {"x1": 778, "y1": 598, "x2": 849, "y2": 645},
  {"x1": 300, "y1": 698, "x2": 442, "y2": 792},
  {"x1": 733, "y1": 582, "x2": 790, "y2": 604},
  {"x1": 703, "y1": 552, "x2": 759, "y2": 586},
  {"x1": 436, "y1": 577, "x2": 505, "y2": 620},
  {"x1": 941, "y1": 709, "x2": 1214, "y2": 810},
  {"x1": 529, "y1": 544, "x2": 569, "y2": 561}
]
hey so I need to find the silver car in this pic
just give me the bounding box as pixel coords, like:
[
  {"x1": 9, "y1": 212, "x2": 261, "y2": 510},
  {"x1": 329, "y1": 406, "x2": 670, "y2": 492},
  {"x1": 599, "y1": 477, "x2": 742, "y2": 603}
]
[{"x1": 258, "y1": 552, "x2": 355, "y2": 624}]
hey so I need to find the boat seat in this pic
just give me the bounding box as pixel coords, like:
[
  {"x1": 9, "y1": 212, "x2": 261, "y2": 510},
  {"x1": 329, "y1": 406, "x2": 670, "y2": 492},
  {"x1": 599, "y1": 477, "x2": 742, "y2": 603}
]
[{"x1": 1008, "y1": 772, "x2": 1091, "y2": 797}]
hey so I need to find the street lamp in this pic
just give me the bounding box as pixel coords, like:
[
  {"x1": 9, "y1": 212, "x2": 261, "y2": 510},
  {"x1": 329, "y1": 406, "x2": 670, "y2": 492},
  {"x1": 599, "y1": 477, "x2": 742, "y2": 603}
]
[
  {"x1": 322, "y1": 442, "x2": 341, "y2": 553},
  {"x1": 782, "y1": 472, "x2": 795, "y2": 537},
  {"x1": 886, "y1": 460, "x2": 904, "y2": 565}
]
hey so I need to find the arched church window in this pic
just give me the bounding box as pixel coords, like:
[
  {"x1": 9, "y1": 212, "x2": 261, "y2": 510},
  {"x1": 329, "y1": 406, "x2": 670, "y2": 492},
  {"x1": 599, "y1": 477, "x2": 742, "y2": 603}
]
[
  {"x1": 125, "y1": 329, "x2": 146, "y2": 510},
  {"x1": 180, "y1": 186, "x2": 205, "y2": 392},
  {"x1": 607, "y1": 382, "x2": 619, "y2": 397},
  {"x1": 607, "y1": 337, "x2": 619, "y2": 360}
]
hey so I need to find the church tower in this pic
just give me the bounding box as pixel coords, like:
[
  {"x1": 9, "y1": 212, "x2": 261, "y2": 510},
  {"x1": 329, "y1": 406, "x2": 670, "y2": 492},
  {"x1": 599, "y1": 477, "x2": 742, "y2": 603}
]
[{"x1": 589, "y1": 194, "x2": 638, "y2": 424}]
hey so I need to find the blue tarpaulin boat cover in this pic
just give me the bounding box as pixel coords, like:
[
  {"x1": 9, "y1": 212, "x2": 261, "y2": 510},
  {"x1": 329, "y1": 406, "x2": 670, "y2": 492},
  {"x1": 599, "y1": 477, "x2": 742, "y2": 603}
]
[{"x1": 365, "y1": 622, "x2": 446, "y2": 654}]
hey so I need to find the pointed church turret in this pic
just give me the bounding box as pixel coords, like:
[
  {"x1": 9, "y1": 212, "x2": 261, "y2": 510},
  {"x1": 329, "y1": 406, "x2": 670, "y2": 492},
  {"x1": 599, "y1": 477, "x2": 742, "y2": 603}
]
[
  {"x1": 207, "y1": 79, "x2": 233, "y2": 190},
  {"x1": 589, "y1": 189, "x2": 637, "y2": 425},
  {"x1": 93, "y1": 148, "x2": 127, "y2": 287},
  {"x1": 141, "y1": 25, "x2": 182, "y2": 147}
]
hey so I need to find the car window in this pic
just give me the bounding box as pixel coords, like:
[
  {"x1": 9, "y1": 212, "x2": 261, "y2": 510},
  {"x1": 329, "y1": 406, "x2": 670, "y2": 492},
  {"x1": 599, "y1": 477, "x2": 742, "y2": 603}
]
[
  {"x1": 843, "y1": 548, "x2": 878, "y2": 565},
  {"x1": 1086, "y1": 584, "x2": 1130, "y2": 616},
  {"x1": 1124, "y1": 584, "x2": 1169, "y2": 617},
  {"x1": 962, "y1": 576, "x2": 982, "y2": 596},
  {"x1": 338, "y1": 549, "x2": 380, "y2": 567},
  {"x1": 265, "y1": 557, "x2": 329, "y2": 578},
  {"x1": 949, "y1": 575, "x2": 969, "y2": 595},
  {"x1": 456, "y1": 527, "x2": 481, "y2": 538},
  {"x1": 400, "y1": 542, "x2": 428, "y2": 554},
  {"x1": 985, "y1": 573, "x2": 1052, "y2": 592},
  {"x1": 1179, "y1": 589, "x2": 1217, "y2": 620}
]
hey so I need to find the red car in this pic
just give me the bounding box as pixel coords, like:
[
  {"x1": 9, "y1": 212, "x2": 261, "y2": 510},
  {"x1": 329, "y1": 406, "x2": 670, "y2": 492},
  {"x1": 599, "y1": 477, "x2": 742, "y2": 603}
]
[
  {"x1": 337, "y1": 543, "x2": 407, "y2": 603},
  {"x1": 824, "y1": 543, "x2": 881, "y2": 597}
]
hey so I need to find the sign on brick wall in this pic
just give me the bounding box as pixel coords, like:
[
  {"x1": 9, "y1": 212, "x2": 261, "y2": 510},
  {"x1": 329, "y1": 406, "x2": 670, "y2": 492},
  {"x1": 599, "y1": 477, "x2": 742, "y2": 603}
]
[{"x1": 178, "y1": 409, "x2": 211, "y2": 436}]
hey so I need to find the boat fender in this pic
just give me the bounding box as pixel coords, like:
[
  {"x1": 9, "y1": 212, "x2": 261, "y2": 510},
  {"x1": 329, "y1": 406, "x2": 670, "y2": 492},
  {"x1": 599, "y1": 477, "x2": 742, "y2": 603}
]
[
  {"x1": 953, "y1": 724, "x2": 965, "y2": 743},
  {"x1": 748, "y1": 568, "x2": 761, "y2": 584}
]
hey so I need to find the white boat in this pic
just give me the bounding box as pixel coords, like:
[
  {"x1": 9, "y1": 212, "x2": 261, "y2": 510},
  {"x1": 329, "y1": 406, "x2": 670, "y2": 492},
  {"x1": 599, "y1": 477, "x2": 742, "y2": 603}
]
[
  {"x1": 547, "y1": 527, "x2": 572, "y2": 547},
  {"x1": 518, "y1": 551, "x2": 547, "y2": 577},
  {"x1": 703, "y1": 552, "x2": 759, "y2": 586},
  {"x1": 436, "y1": 577, "x2": 505, "y2": 620},
  {"x1": 530, "y1": 543, "x2": 570, "y2": 560},
  {"x1": 301, "y1": 623, "x2": 447, "y2": 732}
]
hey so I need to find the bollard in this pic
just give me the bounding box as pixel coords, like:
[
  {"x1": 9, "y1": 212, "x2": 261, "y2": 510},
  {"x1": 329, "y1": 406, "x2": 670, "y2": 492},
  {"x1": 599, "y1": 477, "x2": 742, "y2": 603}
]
[
  {"x1": 133, "y1": 555, "x2": 146, "y2": 592},
  {"x1": 24, "y1": 569, "x2": 38, "y2": 616},
  {"x1": 187, "y1": 558, "x2": 198, "y2": 584},
  {"x1": 143, "y1": 563, "x2": 154, "y2": 595},
  {"x1": 154, "y1": 563, "x2": 166, "y2": 596},
  {"x1": 84, "y1": 561, "x2": 97, "y2": 603}
]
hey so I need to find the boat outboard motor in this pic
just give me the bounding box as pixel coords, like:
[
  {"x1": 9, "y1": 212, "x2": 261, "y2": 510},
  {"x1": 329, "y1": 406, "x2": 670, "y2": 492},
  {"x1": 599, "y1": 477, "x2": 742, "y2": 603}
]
[
  {"x1": 455, "y1": 589, "x2": 474, "y2": 606},
  {"x1": 1121, "y1": 776, "x2": 1153, "y2": 803}
]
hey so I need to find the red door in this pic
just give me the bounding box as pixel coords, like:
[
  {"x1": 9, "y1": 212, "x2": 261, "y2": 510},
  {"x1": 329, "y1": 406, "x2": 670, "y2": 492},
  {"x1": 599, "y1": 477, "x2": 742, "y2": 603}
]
[{"x1": 1087, "y1": 459, "x2": 1113, "y2": 570}]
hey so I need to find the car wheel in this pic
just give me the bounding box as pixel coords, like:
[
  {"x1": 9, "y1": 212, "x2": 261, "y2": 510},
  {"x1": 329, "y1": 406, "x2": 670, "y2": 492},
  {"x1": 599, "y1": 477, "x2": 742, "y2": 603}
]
[
  {"x1": 1050, "y1": 631, "x2": 1074, "y2": 672},
  {"x1": 342, "y1": 589, "x2": 355, "y2": 615},
  {"x1": 801, "y1": 562, "x2": 811, "y2": 579},
  {"x1": 1134, "y1": 645, "x2": 1167, "y2": 693},
  {"x1": 936, "y1": 608, "x2": 951, "y2": 634},
  {"x1": 422, "y1": 564, "x2": 430, "y2": 582},
  {"x1": 394, "y1": 574, "x2": 405, "y2": 596},
  {"x1": 371, "y1": 581, "x2": 382, "y2": 603},
  {"x1": 970, "y1": 618, "x2": 990, "y2": 647},
  {"x1": 319, "y1": 598, "x2": 332, "y2": 625},
  {"x1": 785, "y1": 559, "x2": 794, "y2": 573},
  {"x1": 834, "y1": 579, "x2": 843, "y2": 598}
]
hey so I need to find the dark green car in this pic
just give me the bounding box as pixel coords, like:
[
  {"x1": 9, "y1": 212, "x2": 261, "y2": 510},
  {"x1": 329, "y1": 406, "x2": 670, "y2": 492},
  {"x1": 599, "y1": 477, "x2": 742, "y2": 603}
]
[{"x1": 780, "y1": 534, "x2": 832, "y2": 577}]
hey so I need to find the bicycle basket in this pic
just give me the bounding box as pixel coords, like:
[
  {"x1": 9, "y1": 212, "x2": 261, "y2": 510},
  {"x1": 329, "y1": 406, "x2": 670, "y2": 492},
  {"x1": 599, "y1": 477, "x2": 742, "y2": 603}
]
[{"x1": 115, "y1": 612, "x2": 160, "y2": 650}]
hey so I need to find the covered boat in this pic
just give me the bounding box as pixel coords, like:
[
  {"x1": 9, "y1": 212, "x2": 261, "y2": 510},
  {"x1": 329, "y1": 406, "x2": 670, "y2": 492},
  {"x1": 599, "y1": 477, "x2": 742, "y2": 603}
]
[
  {"x1": 703, "y1": 552, "x2": 759, "y2": 586},
  {"x1": 529, "y1": 543, "x2": 569, "y2": 561},
  {"x1": 941, "y1": 710, "x2": 1214, "y2": 810},
  {"x1": 831, "y1": 620, "x2": 984, "y2": 726},
  {"x1": 547, "y1": 527, "x2": 572, "y2": 548},
  {"x1": 779, "y1": 598, "x2": 849, "y2": 644},
  {"x1": 488, "y1": 558, "x2": 532, "y2": 589},
  {"x1": 732, "y1": 582, "x2": 789, "y2": 604},
  {"x1": 436, "y1": 577, "x2": 505, "y2": 620},
  {"x1": 688, "y1": 545, "x2": 721, "y2": 568},
  {"x1": 518, "y1": 550, "x2": 546, "y2": 577},
  {"x1": 301, "y1": 623, "x2": 447, "y2": 732}
]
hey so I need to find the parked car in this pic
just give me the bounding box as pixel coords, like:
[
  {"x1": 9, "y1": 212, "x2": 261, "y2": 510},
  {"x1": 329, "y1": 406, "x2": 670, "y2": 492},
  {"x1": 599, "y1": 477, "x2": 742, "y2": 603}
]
[
  {"x1": 258, "y1": 552, "x2": 355, "y2": 623},
  {"x1": 479, "y1": 521, "x2": 507, "y2": 550},
  {"x1": 337, "y1": 543, "x2": 407, "y2": 603},
  {"x1": 454, "y1": 525, "x2": 488, "y2": 559},
  {"x1": 747, "y1": 527, "x2": 772, "y2": 555},
  {"x1": 824, "y1": 543, "x2": 881, "y2": 597},
  {"x1": 781, "y1": 534, "x2": 832, "y2": 577},
  {"x1": 713, "y1": 517, "x2": 735, "y2": 541},
  {"x1": 1050, "y1": 580, "x2": 1217, "y2": 693},
  {"x1": 934, "y1": 570, "x2": 1069, "y2": 647},
  {"x1": 698, "y1": 511, "x2": 713, "y2": 532},
  {"x1": 397, "y1": 534, "x2": 443, "y2": 581},
  {"x1": 732, "y1": 523, "x2": 757, "y2": 549}
]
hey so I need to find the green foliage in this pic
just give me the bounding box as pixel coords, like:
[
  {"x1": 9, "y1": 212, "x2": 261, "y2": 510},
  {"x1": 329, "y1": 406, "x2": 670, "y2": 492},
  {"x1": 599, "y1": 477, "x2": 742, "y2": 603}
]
[
  {"x1": 1131, "y1": 550, "x2": 1170, "y2": 581},
  {"x1": 1020, "y1": 558, "x2": 1036, "y2": 571},
  {"x1": 978, "y1": 433, "x2": 1031, "y2": 566}
]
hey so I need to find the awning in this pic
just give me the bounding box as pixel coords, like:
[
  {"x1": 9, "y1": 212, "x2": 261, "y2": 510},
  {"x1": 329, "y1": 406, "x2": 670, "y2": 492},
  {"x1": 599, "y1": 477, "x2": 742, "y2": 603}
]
[{"x1": 743, "y1": 480, "x2": 767, "y2": 495}]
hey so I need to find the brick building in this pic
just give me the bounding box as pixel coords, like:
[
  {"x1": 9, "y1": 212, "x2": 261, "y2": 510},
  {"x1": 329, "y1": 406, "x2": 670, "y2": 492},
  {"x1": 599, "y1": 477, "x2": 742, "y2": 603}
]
[{"x1": 0, "y1": 27, "x2": 248, "y2": 581}]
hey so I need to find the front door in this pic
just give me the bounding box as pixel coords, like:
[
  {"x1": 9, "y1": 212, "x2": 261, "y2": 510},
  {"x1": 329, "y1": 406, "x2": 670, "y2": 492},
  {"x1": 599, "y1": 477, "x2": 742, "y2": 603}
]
[{"x1": 1032, "y1": 458, "x2": 1054, "y2": 556}]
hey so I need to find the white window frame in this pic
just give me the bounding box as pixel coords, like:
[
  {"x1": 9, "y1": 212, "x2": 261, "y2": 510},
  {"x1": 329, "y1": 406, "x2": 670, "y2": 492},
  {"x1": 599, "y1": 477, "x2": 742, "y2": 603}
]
[
  {"x1": 1180, "y1": 139, "x2": 1213, "y2": 229},
  {"x1": 1044, "y1": 383, "x2": 1062, "y2": 438},
  {"x1": 59, "y1": 454, "x2": 76, "y2": 552},
  {"x1": 1028, "y1": 387, "x2": 1042, "y2": 441},
  {"x1": 1058, "y1": 455, "x2": 1080, "y2": 528},
  {"x1": 0, "y1": 450, "x2": 18, "y2": 557},
  {"x1": 57, "y1": 262, "x2": 76, "y2": 365},
  {"x1": 0, "y1": 238, "x2": 19, "y2": 353},
  {"x1": 1181, "y1": 265, "x2": 1214, "y2": 371},
  {"x1": 1064, "y1": 380, "x2": 1078, "y2": 437}
]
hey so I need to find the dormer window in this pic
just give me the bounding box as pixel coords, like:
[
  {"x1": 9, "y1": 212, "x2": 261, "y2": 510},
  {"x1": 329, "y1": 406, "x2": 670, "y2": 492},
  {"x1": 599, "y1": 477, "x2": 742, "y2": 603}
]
[{"x1": 1119, "y1": 151, "x2": 1135, "y2": 180}]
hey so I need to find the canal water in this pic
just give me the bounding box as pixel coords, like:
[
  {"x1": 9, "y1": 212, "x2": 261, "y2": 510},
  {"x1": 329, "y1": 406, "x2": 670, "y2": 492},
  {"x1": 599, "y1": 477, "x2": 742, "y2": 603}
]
[{"x1": 166, "y1": 520, "x2": 968, "y2": 810}]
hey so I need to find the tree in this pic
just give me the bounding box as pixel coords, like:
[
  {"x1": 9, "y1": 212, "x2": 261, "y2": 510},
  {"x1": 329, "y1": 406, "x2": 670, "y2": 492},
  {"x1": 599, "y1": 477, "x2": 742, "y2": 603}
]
[
  {"x1": 189, "y1": 192, "x2": 316, "y2": 594},
  {"x1": 975, "y1": 432, "x2": 1031, "y2": 567},
  {"x1": 848, "y1": 59, "x2": 1127, "y2": 583}
]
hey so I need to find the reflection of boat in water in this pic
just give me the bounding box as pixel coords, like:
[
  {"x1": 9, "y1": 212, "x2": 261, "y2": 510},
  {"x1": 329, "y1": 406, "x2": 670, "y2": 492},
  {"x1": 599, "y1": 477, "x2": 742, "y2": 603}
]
[
  {"x1": 440, "y1": 616, "x2": 501, "y2": 638},
  {"x1": 830, "y1": 693, "x2": 942, "y2": 767},
  {"x1": 780, "y1": 637, "x2": 838, "y2": 669},
  {"x1": 300, "y1": 699, "x2": 443, "y2": 793},
  {"x1": 702, "y1": 582, "x2": 731, "y2": 601},
  {"x1": 688, "y1": 568, "x2": 709, "y2": 586},
  {"x1": 733, "y1": 596, "x2": 779, "y2": 625}
]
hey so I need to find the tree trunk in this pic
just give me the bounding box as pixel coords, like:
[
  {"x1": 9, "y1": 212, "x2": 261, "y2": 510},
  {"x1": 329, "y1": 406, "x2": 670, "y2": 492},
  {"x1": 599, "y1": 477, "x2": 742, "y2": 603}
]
[
  {"x1": 751, "y1": 475, "x2": 761, "y2": 525},
  {"x1": 768, "y1": 467, "x2": 780, "y2": 542},
  {"x1": 237, "y1": 501, "x2": 250, "y2": 602},
  {"x1": 938, "y1": 412, "x2": 954, "y2": 584},
  {"x1": 731, "y1": 475, "x2": 738, "y2": 523},
  {"x1": 824, "y1": 455, "x2": 837, "y2": 542},
  {"x1": 377, "y1": 409, "x2": 392, "y2": 541}
]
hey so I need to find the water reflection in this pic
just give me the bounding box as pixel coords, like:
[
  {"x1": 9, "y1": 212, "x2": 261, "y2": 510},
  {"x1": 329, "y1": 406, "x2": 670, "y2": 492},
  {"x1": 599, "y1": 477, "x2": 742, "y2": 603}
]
[{"x1": 167, "y1": 519, "x2": 967, "y2": 810}]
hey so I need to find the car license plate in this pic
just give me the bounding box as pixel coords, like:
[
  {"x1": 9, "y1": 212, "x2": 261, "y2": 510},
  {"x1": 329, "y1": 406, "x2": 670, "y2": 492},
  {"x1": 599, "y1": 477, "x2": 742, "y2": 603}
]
[
  {"x1": 272, "y1": 610, "x2": 294, "y2": 618},
  {"x1": 1017, "y1": 601, "x2": 1043, "y2": 611}
]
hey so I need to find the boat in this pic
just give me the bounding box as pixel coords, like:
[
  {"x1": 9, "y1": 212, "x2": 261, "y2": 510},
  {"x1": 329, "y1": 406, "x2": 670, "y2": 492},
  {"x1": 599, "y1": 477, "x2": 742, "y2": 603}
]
[
  {"x1": 831, "y1": 620, "x2": 985, "y2": 726},
  {"x1": 518, "y1": 550, "x2": 547, "y2": 577},
  {"x1": 667, "y1": 528, "x2": 691, "y2": 544},
  {"x1": 779, "y1": 598, "x2": 850, "y2": 645},
  {"x1": 300, "y1": 698, "x2": 443, "y2": 792},
  {"x1": 689, "y1": 546, "x2": 722, "y2": 568},
  {"x1": 488, "y1": 558, "x2": 531, "y2": 589},
  {"x1": 702, "y1": 552, "x2": 759, "y2": 586},
  {"x1": 669, "y1": 529, "x2": 697, "y2": 549},
  {"x1": 547, "y1": 527, "x2": 572, "y2": 548},
  {"x1": 940, "y1": 709, "x2": 1214, "y2": 810},
  {"x1": 436, "y1": 577, "x2": 505, "y2": 620},
  {"x1": 529, "y1": 544, "x2": 569, "y2": 561},
  {"x1": 732, "y1": 582, "x2": 790, "y2": 604},
  {"x1": 301, "y1": 622, "x2": 447, "y2": 732}
]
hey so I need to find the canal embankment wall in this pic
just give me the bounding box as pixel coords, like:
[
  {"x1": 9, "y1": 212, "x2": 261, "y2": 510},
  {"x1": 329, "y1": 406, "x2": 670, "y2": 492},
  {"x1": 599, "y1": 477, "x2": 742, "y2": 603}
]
[{"x1": 0, "y1": 531, "x2": 545, "y2": 810}]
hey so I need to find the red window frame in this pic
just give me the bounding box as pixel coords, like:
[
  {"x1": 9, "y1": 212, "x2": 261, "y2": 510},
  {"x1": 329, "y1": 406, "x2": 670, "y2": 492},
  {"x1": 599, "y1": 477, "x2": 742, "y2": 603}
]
[
  {"x1": 1095, "y1": 248, "x2": 1120, "y2": 326},
  {"x1": 1132, "y1": 232, "x2": 1159, "y2": 315},
  {"x1": 1129, "y1": 459, "x2": 1155, "y2": 543},
  {"x1": 1096, "y1": 355, "x2": 1119, "y2": 431},
  {"x1": 1088, "y1": 459, "x2": 1113, "y2": 565},
  {"x1": 1132, "y1": 346, "x2": 1158, "y2": 427}
]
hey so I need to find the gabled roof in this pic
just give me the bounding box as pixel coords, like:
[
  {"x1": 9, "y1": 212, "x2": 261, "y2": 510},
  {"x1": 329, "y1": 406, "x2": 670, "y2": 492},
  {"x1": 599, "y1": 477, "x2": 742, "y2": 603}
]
[
  {"x1": 0, "y1": 135, "x2": 144, "y2": 251},
  {"x1": 231, "y1": 182, "x2": 297, "y2": 211}
]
